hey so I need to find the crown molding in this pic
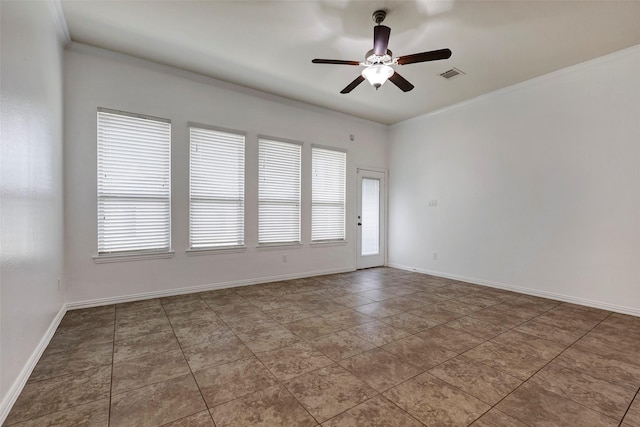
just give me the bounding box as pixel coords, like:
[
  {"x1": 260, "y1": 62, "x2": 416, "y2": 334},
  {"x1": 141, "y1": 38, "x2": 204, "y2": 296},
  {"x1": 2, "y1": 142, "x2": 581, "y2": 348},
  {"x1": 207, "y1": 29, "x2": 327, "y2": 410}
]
[{"x1": 48, "y1": 0, "x2": 71, "y2": 47}]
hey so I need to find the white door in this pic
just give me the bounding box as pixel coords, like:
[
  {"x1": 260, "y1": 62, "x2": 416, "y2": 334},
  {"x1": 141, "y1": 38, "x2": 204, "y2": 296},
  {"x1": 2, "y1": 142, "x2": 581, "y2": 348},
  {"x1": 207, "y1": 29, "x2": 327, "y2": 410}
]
[{"x1": 356, "y1": 169, "x2": 386, "y2": 269}]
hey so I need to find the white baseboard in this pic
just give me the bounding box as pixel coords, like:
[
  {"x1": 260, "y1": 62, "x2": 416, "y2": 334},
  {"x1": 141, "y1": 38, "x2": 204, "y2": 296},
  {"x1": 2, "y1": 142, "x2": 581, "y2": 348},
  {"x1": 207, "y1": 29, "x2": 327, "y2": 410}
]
[
  {"x1": 0, "y1": 305, "x2": 67, "y2": 425},
  {"x1": 388, "y1": 263, "x2": 640, "y2": 317},
  {"x1": 67, "y1": 266, "x2": 355, "y2": 310}
]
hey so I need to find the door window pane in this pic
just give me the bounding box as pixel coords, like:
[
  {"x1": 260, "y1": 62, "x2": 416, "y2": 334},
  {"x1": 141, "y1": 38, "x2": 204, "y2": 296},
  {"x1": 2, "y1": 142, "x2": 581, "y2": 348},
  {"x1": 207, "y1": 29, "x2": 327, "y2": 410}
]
[{"x1": 361, "y1": 178, "x2": 379, "y2": 256}]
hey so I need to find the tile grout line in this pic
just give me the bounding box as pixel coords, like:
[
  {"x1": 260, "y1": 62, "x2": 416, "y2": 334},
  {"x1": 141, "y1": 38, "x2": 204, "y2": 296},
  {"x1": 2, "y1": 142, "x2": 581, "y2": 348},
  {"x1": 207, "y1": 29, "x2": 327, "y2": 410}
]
[
  {"x1": 477, "y1": 310, "x2": 620, "y2": 426},
  {"x1": 258, "y1": 283, "x2": 512, "y2": 424},
  {"x1": 351, "y1": 319, "x2": 512, "y2": 423},
  {"x1": 202, "y1": 280, "x2": 428, "y2": 425},
  {"x1": 176, "y1": 292, "x2": 323, "y2": 425},
  {"x1": 17, "y1": 315, "x2": 118, "y2": 386},
  {"x1": 337, "y1": 295, "x2": 525, "y2": 401},
  {"x1": 368, "y1": 298, "x2": 575, "y2": 425},
  {"x1": 272, "y1": 287, "x2": 515, "y2": 425},
  {"x1": 379, "y1": 396, "x2": 429, "y2": 427},
  {"x1": 9, "y1": 310, "x2": 118, "y2": 426},
  {"x1": 159, "y1": 298, "x2": 218, "y2": 426},
  {"x1": 319, "y1": 392, "x2": 428, "y2": 427},
  {"x1": 458, "y1": 303, "x2": 580, "y2": 426},
  {"x1": 330, "y1": 280, "x2": 523, "y2": 423},
  {"x1": 244, "y1": 305, "x2": 353, "y2": 425},
  {"x1": 200, "y1": 290, "x2": 334, "y2": 425},
  {"x1": 618, "y1": 386, "x2": 640, "y2": 427}
]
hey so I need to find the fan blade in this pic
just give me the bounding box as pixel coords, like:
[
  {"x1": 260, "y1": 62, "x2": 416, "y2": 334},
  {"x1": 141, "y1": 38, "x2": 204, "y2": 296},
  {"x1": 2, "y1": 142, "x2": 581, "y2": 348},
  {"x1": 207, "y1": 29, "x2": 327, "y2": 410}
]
[
  {"x1": 388, "y1": 72, "x2": 414, "y2": 92},
  {"x1": 373, "y1": 25, "x2": 391, "y2": 56},
  {"x1": 397, "y1": 48, "x2": 452, "y2": 65},
  {"x1": 340, "y1": 75, "x2": 365, "y2": 94},
  {"x1": 312, "y1": 59, "x2": 361, "y2": 66}
]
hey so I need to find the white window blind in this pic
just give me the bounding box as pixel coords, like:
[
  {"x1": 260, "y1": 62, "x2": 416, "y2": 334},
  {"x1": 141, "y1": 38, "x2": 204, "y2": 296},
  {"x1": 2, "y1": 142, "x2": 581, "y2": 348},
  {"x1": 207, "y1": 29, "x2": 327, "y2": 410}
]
[
  {"x1": 189, "y1": 126, "x2": 245, "y2": 249},
  {"x1": 312, "y1": 147, "x2": 346, "y2": 241},
  {"x1": 258, "y1": 138, "x2": 301, "y2": 244},
  {"x1": 97, "y1": 108, "x2": 171, "y2": 254}
]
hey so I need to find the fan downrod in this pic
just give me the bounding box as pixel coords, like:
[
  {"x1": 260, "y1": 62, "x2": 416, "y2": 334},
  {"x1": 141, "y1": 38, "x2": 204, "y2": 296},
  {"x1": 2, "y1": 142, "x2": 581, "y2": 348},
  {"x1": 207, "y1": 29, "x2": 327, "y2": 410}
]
[{"x1": 372, "y1": 10, "x2": 386, "y2": 25}]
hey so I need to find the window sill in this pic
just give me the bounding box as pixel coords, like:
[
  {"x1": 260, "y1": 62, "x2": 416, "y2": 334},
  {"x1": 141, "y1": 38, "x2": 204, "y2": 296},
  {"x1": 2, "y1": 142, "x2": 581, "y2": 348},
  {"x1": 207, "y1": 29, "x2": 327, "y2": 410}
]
[
  {"x1": 256, "y1": 242, "x2": 303, "y2": 251},
  {"x1": 187, "y1": 246, "x2": 247, "y2": 256},
  {"x1": 93, "y1": 251, "x2": 175, "y2": 263},
  {"x1": 310, "y1": 240, "x2": 348, "y2": 248}
]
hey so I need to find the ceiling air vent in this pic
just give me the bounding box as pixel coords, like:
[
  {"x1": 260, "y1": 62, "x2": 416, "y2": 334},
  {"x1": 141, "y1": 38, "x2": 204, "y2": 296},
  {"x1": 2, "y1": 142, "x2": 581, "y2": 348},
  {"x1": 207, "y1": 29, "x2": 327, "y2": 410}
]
[{"x1": 440, "y1": 67, "x2": 465, "y2": 79}]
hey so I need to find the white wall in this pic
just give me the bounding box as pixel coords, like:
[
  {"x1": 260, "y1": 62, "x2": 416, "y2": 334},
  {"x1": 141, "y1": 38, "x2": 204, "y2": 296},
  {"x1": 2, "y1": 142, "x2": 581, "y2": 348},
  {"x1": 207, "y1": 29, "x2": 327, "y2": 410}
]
[
  {"x1": 0, "y1": 0, "x2": 65, "y2": 412},
  {"x1": 64, "y1": 44, "x2": 388, "y2": 304},
  {"x1": 389, "y1": 46, "x2": 640, "y2": 315}
]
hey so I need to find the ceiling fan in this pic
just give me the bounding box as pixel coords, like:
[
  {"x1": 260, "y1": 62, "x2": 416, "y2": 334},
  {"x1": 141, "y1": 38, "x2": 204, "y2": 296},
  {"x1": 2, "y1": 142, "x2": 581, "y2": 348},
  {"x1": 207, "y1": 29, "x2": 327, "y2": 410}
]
[{"x1": 312, "y1": 10, "x2": 452, "y2": 94}]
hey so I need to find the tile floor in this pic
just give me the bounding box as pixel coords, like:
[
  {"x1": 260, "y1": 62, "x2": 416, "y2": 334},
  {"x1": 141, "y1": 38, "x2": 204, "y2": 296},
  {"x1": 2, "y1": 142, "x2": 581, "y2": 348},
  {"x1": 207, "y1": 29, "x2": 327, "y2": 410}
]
[{"x1": 5, "y1": 267, "x2": 640, "y2": 426}]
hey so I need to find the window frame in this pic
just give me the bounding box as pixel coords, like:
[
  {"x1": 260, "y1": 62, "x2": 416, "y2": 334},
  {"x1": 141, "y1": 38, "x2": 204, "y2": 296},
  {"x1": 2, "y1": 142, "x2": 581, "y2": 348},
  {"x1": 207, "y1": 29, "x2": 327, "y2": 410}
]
[
  {"x1": 188, "y1": 122, "x2": 246, "y2": 253},
  {"x1": 94, "y1": 107, "x2": 173, "y2": 262},
  {"x1": 311, "y1": 145, "x2": 347, "y2": 243},
  {"x1": 257, "y1": 136, "x2": 303, "y2": 247}
]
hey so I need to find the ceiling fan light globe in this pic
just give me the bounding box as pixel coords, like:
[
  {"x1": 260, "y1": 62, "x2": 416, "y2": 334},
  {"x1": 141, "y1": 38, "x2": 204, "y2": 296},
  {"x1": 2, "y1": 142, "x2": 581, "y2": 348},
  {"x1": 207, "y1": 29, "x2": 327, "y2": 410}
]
[{"x1": 362, "y1": 64, "x2": 394, "y2": 88}]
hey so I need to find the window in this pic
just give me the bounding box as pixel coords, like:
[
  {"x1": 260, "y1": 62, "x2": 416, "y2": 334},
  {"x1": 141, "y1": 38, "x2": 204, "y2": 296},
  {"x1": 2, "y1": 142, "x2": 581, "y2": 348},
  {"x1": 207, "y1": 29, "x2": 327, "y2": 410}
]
[
  {"x1": 97, "y1": 108, "x2": 171, "y2": 255},
  {"x1": 258, "y1": 138, "x2": 301, "y2": 244},
  {"x1": 189, "y1": 125, "x2": 245, "y2": 249},
  {"x1": 312, "y1": 147, "x2": 346, "y2": 242},
  {"x1": 361, "y1": 177, "x2": 380, "y2": 255}
]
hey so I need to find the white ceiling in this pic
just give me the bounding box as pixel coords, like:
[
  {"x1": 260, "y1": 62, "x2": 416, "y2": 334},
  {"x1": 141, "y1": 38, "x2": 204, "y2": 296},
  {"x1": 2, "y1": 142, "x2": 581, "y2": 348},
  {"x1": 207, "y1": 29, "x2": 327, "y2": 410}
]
[{"x1": 60, "y1": 1, "x2": 640, "y2": 125}]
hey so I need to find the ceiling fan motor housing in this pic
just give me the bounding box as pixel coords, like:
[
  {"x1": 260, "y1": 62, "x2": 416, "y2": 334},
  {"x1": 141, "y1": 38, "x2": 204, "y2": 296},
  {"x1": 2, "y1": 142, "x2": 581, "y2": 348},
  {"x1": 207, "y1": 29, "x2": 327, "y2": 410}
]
[
  {"x1": 372, "y1": 10, "x2": 387, "y2": 24},
  {"x1": 365, "y1": 49, "x2": 393, "y2": 65}
]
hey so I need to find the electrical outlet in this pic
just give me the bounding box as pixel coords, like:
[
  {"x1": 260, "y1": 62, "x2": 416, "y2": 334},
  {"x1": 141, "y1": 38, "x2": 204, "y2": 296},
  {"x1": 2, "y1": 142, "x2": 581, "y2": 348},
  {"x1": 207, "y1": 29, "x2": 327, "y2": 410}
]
[
  {"x1": 432, "y1": 252, "x2": 438, "y2": 261},
  {"x1": 282, "y1": 255, "x2": 287, "y2": 263},
  {"x1": 428, "y1": 199, "x2": 438, "y2": 207}
]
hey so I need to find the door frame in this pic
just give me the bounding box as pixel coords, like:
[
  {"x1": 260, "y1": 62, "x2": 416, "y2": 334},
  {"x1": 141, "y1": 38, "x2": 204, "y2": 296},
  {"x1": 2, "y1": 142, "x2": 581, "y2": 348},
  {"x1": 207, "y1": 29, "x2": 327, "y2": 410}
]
[{"x1": 355, "y1": 167, "x2": 388, "y2": 269}]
